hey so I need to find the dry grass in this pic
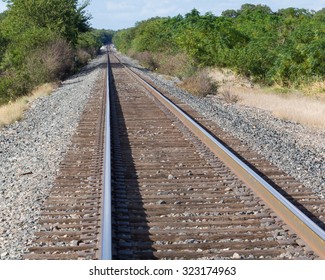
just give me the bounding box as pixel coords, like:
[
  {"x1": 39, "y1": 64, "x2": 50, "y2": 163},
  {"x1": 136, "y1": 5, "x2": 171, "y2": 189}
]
[
  {"x1": 0, "y1": 83, "x2": 56, "y2": 128},
  {"x1": 236, "y1": 91, "x2": 325, "y2": 130},
  {"x1": 209, "y1": 68, "x2": 253, "y2": 88},
  {"x1": 208, "y1": 67, "x2": 325, "y2": 130},
  {"x1": 220, "y1": 86, "x2": 240, "y2": 103}
]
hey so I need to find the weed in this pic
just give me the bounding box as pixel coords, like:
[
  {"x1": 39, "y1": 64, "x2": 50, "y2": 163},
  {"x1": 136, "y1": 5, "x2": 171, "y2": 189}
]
[{"x1": 221, "y1": 87, "x2": 240, "y2": 103}]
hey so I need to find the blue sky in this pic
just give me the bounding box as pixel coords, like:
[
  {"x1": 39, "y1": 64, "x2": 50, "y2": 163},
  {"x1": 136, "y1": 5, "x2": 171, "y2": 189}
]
[{"x1": 1, "y1": 1, "x2": 324, "y2": 30}]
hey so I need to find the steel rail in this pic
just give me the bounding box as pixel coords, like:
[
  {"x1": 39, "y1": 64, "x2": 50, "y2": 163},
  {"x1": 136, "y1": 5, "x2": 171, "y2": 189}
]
[
  {"x1": 113, "y1": 53, "x2": 325, "y2": 259},
  {"x1": 101, "y1": 47, "x2": 112, "y2": 260}
]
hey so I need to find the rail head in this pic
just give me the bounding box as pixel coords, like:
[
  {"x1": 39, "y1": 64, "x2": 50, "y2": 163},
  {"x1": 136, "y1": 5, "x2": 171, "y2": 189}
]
[{"x1": 101, "y1": 46, "x2": 112, "y2": 260}]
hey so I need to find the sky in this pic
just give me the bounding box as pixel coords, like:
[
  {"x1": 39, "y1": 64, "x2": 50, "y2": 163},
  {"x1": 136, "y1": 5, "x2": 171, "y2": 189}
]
[{"x1": 0, "y1": 0, "x2": 324, "y2": 30}]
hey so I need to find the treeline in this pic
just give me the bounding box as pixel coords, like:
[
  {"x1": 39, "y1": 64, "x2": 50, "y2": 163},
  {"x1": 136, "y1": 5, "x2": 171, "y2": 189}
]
[
  {"x1": 0, "y1": 0, "x2": 114, "y2": 104},
  {"x1": 114, "y1": 4, "x2": 325, "y2": 89}
]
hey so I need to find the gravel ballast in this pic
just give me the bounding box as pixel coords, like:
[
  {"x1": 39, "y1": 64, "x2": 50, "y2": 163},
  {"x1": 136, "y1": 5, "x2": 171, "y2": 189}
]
[
  {"x1": 118, "y1": 53, "x2": 325, "y2": 199},
  {"x1": 0, "y1": 53, "x2": 106, "y2": 259}
]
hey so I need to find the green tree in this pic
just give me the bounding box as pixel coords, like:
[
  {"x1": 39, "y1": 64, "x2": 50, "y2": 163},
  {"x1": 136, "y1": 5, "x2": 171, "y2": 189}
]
[
  {"x1": 269, "y1": 15, "x2": 325, "y2": 85},
  {"x1": 132, "y1": 17, "x2": 168, "y2": 52},
  {"x1": 77, "y1": 30, "x2": 102, "y2": 56},
  {"x1": 222, "y1": 9, "x2": 238, "y2": 18},
  {"x1": 0, "y1": 11, "x2": 8, "y2": 63},
  {"x1": 1, "y1": 0, "x2": 90, "y2": 45},
  {"x1": 0, "y1": 0, "x2": 92, "y2": 101},
  {"x1": 113, "y1": 5, "x2": 325, "y2": 87},
  {"x1": 95, "y1": 29, "x2": 115, "y2": 45},
  {"x1": 113, "y1": 27, "x2": 136, "y2": 53}
]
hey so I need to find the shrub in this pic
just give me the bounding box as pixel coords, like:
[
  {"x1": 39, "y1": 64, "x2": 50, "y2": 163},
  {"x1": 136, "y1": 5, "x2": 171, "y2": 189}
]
[
  {"x1": 25, "y1": 38, "x2": 74, "y2": 84},
  {"x1": 0, "y1": 70, "x2": 32, "y2": 101},
  {"x1": 179, "y1": 70, "x2": 218, "y2": 97},
  {"x1": 220, "y1": 87, "x2": 240, "y2": 103},
  {"x1": 0, "y1": 72, "x2": 15, "y2": 104},
  {"x1": 134, "y1": 51, "x2": 159, "y2": 71},
  {"x1": 0, "y1": 37, "x2": 73, "y2": 102},
  {"x1": 155, "y1": 52, "x2": 196, "y2": 78},
  {"x1": 76, "y1": 49, "x2": 92, "y2": 66},
  {"x1": 77, "y1": 31, "x2": 102, "y2": 58}
]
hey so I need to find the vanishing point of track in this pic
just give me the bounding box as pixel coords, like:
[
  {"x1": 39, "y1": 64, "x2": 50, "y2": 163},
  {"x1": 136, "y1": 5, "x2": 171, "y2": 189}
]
[{"x1": 25, "y1": 49, "x2": 325, "y2": 260}]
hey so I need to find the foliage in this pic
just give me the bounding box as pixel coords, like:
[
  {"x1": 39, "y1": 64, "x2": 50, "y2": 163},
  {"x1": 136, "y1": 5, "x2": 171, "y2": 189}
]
[
  {"x1": 113, "y1": 5, "x2": 325, "y2": 89},
  {"x1": 76, "y1": 29, "x2": 114, "y2": 66},
  {"x1": 1, "y1": 0, "x2": 91, "y2": 45},
  {"x1": 0, "y1": 0, "x2": 113, "y2": 103},
  {"x1": 77, "y1": 30, "x2": 102, "y2": 57},
  {"x1": 113, "y1": 27, "x2": 136, "y2": 53},
  {"x1": 26, "y1": 38, "x2": 74, "y2": 84},
  {"x1": 0, "y1": 11, "x2": 8, "y2": 65},
  {"x1": 95, "y1": 29, "x2": 114, "y2": 45}
]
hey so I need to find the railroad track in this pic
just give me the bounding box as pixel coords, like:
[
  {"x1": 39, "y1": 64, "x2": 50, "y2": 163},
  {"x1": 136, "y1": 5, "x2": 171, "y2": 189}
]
[
  {"x1": 25, "y1": 49, "x2": 325, "y2": 260},
  {"x1": 24, "y1": 60, "x2": 107, "y2": 260}
]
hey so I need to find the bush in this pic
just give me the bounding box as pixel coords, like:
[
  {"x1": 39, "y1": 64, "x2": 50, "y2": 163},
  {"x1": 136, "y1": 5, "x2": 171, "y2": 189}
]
[
  {"x1": 0, "y1": 72, "x2": 14, "y2": 103},
  {"x1": 134, "y1": 51, "x2": 159, "y2": 71},
  {"x1": 179, "y1": 70, "x2": 218, "y2": 97},
  {"x1": 76, "y1": 49, "x2": 92, "y2": 66},
  {"x1": 0, "y1": 0, "x2": 95, "y2": 103},
  {"x1": 0, "y1": 36, "x2": 73, "y2": 102},
  {"x1": 0, "y1": 70, "x2": 32, "y2": 101},
  {"x1": 155, "y1": 52, "x2": 196, "y2": 78},
  {"x1": 113, "y1": 7, "x2": 325, "y2": 89},
  {"x1": 220, "y1": 87, "x2": 240, "y2": 103},
  {"x1": 77, "y1": 31, "x2": 102, "y2": 58},
  {"x1": 25, "y1": 38, "x2": 74, "y2": 84}
]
